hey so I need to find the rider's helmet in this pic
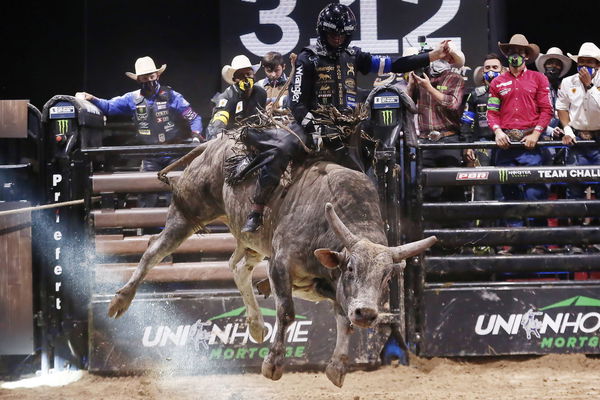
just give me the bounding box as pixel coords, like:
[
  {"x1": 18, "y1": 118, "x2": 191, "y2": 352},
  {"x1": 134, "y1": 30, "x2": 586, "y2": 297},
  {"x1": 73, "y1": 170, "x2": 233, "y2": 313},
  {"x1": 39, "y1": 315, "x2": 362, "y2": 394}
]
[{"x1": 316, "y1": 3, "x2": 356, "y2": 52}]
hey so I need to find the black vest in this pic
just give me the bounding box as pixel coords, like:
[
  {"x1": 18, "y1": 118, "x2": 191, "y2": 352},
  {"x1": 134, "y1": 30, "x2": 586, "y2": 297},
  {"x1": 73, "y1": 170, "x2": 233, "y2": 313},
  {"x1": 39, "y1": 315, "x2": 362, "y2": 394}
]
[
  {"x1": 133, "y1": 86, "x2": 181, "y2": 144},
  {"x1": 305, "y1": 45, "x2": 358, "y2": 110}
]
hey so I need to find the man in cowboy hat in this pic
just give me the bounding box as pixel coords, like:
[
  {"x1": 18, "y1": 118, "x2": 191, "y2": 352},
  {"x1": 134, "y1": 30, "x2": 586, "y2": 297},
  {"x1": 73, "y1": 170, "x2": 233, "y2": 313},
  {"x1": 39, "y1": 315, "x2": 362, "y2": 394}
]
[
  {"x1": 487, "y1": 34, "x2": 553, "y2": 238},
  {"x1": 76, "y1": 56, "x2": 203, "y2": 210},
  {"x1": 556, "y1": 42, "x2": 600, "y2": 205},
  {"x1": 205, "y1": 55, "x2": 266, "y2": 140},
  {"x1": 536, "y1": 47, "x2": 573, "y2": 139},
  {"x1": 461, "y1": 53, "x2": 504, "y2": 202},
  {"x1": 408, "y1": 43, "x2": 467, "y2": 204}
]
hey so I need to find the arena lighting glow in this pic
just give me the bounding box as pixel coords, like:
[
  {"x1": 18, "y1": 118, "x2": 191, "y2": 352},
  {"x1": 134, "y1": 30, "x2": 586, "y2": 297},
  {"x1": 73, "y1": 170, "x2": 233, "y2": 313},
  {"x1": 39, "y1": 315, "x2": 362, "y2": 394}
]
[{"x1": 1, "y1": 370, "x2": 83, "y2": 389}]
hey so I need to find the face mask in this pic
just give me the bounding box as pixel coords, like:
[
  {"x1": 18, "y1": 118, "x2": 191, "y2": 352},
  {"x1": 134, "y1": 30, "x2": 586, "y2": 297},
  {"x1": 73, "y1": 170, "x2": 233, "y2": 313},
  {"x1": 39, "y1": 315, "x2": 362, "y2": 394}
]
[
  {"x1": 237, "y1": 77, "x2": 254, "y2": 93},
  {"x1": 428, "y1": 59, "x2": 450, "y2": 76},
  {"x1": 483, "y1": 70, "x2": 500, "y2": 83},
  {"x1": 577, "y1": 66, "x2": 596, "y2": 77},
  {"x1": 544, "y1": 67, "x2": 561, "y2": 80},
  {"x1": 140, "y1": 80, "x2": 159, "y2": 94},
  {"x1": 508, "y1": 53, "x2": 524, "y2": 68}
]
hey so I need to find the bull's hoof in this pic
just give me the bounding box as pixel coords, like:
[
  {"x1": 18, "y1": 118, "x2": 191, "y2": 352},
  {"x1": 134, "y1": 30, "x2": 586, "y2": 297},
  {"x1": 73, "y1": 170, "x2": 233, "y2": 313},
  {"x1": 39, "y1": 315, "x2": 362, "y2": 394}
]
[
  {"x1": 107, "y1": 288, "x2": 136, "y2": 319},
  {"x1": 261, "y1": 354, "x2": 283, "y2": 381},
  {"x1": 325, "y1": 360, "x2": 347, "y2": 387},
  {"x1": 248, "y1": 319, "x2": 268, "y2": 343}
]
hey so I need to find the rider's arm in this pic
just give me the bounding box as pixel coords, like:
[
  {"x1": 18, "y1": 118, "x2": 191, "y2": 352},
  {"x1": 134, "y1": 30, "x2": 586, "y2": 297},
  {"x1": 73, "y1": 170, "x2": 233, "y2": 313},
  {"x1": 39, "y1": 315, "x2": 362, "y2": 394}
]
[{"x1": 288, "y1": 51, "x2": 315, "y2": 126}]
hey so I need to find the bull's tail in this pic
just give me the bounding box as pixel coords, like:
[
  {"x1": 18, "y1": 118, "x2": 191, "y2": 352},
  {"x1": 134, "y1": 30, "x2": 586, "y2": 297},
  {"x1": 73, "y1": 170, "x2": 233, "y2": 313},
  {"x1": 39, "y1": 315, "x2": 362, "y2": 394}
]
[{"x1": 157, "y1": 142, "x2": 210, "y2": 187}]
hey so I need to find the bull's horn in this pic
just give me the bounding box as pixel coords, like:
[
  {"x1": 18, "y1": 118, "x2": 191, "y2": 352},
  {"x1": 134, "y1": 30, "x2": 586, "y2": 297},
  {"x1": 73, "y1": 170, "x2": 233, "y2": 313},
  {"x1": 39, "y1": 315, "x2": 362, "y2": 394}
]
[
  {"x1": 390, "y1": 236, "x2": 437, "y2": 263},
  {"x1": 325, "y1": 203, "x2": 360, "y2": 249},
  {"x1": 157, "y1": 142, "x2": 209, "y2": 179}
]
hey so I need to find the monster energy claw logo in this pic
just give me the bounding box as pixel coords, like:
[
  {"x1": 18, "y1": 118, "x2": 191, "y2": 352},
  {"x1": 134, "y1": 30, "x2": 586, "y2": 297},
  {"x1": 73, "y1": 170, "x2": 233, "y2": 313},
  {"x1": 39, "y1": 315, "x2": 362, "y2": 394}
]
[
  {"x1": 57, "y1": 119, "x2": 69, "y2": 135},
  {"x1": 381, "y1": 109, "x2": 393, "y2": 126},
  {"x1": 498, "y1": 169, "x2": 508, "y2": 183}
]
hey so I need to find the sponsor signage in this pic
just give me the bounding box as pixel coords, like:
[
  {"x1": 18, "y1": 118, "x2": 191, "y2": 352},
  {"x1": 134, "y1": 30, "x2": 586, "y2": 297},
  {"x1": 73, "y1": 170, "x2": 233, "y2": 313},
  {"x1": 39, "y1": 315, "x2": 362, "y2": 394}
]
[
  {"x1": 89, "y1": 291, "x2": 382, "y2": 372},
  {"x1": 425, "y1": 166, "x2": 600, "y2": 186},
  {"x1": 422, "y1": 283, "x2": 600, "y2": 356}
]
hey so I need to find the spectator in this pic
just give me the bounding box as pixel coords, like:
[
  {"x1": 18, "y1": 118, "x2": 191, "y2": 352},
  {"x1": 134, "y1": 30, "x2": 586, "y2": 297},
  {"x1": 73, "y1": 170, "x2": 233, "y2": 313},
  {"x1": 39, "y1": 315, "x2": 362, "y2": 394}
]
[
  {"x1": 408, "y1": 43, "x2": 466, "y2": 203},
  {"x1": 556, "y1": 42, "x2": 600, "y2": 214},
  {"x1": 462, "y1": 53, "x2": 505, "y2": 202},
  {"x1": 76, "y1": 56, "x2": 203, "y2": 209},
  {"x1": 487, "y1": 34, "x2": 553, "y2": 252},
  {"x1": 256, "y1": 51, "x2": 288, "y2": 109},
  {"x1": 206, "y1": 55, "x2": 267, "y2": 140}
]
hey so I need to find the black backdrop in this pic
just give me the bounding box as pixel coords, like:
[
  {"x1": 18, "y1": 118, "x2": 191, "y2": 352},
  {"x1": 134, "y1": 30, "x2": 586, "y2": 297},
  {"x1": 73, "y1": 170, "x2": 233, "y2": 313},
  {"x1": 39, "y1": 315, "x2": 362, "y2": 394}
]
[{"x1": 2, "y1": 0, "x2": 598, "y2": 129}]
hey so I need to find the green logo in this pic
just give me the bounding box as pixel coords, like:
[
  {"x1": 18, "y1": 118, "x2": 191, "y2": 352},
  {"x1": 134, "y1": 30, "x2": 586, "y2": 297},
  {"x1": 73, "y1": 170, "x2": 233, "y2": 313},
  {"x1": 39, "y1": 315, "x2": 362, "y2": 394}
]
[
  {"x1": 208, "y1": 306, "x2": 307, "y2": 321},
  {"x1": 540, "y1": 295, "x2": 600, "y2": 311},
  {"x1": 381, "y1": 109, "x2": 394, "y2": 126},
  {"x1": 498, "y1": 169, "x2": 508, "y2": 183},
  {"x1": 57, "y1": 119, "x2": 69, "y2": 135}
]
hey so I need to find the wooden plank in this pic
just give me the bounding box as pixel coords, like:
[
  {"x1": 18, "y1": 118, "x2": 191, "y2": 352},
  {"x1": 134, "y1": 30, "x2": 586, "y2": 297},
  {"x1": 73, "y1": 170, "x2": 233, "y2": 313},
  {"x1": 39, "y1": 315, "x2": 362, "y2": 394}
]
[
  {"x1": 95, "y1": 233, "x2": 236, "y2": 255},
  {"x1": 92, "y1": 208, "x2": 228, "y2": 229},
  {"x1": 0, "y1": 202, "x2": 33, "y2": 355},
  {"x1": 95, "y1": 261, "x2": 268, "y2": 283},
  {"x1": 92, "y1": 172, "x2": 182, "y2": 193},
  {"x1": 0, "y1": 100, "x2": 28, "y2": 138}
]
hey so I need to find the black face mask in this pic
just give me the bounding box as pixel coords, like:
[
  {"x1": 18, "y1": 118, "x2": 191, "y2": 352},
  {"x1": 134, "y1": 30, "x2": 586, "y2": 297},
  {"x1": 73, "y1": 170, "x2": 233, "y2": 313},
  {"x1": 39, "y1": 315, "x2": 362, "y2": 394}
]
[
  {"x1": 140, "y1": 80, "x2": 159, "y2": 95},
  {"x1": 544, "y1": 67, "x2": 562, "y2": 86}
]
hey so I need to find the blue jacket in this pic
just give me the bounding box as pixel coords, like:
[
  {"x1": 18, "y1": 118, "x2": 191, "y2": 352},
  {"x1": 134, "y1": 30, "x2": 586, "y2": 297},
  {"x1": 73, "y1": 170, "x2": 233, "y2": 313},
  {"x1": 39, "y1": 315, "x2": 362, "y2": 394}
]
[{"x1": 91, "y1": 84, "x2": 203, "y2": 141}]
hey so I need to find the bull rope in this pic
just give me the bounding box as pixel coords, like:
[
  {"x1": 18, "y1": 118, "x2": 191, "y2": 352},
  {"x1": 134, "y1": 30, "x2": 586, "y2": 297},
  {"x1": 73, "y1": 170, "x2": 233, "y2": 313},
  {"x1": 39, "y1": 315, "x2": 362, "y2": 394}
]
[{"x1": 0, "y1": 197, "x2": 100, "y2": 217}]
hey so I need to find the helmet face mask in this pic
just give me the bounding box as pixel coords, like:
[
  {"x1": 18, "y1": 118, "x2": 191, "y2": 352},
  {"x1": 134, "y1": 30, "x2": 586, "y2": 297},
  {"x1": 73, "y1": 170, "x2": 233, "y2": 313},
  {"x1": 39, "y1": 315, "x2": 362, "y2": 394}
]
[{"x1": 317, "y1": 3, "x2": 356, "y2": 52}]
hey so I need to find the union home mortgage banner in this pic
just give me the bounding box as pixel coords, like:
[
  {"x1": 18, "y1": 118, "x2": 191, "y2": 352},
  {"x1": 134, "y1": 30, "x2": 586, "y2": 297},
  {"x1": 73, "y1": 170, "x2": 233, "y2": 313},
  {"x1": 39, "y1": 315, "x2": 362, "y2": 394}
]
[{"x1": 421, "y1": 283, "x2": 600, "y2": 356}]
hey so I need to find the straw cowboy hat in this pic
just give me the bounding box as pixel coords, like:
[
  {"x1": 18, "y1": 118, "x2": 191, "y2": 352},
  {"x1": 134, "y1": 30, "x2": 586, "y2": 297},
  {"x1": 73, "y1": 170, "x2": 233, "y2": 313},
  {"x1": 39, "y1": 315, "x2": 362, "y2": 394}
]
[
  {"x1": 535, "y1": 47, "x2": 572, "y2": 77},
  {"x1": 567, "y1": 42, "x2": 600, "y2": 63},
  {"x1": 498, "y1": 34, "x2": 540, "y2": 63},
  {"x1": 221, "y1": 55, "x2": 260, "y2": 85},
  {"x1": 125, "y1": 56, "x2": 166, "y2": 80}
]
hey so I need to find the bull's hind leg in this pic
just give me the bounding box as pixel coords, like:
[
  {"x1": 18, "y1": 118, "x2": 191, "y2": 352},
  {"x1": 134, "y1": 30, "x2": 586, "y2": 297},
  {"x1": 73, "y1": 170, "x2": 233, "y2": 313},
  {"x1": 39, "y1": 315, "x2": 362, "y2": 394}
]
[
  {"x1": 108, "y1": 204, "x2": 196, "y2": 318},
  {"x1": 261, "y1": 255, "x2": 295, "y2": 381},
  {"x1": 326, "y1": 304, "x2": 353, "y2": 387},
  {"x1": 229, "y1": 247, "x2": 267, "y2": 342}
]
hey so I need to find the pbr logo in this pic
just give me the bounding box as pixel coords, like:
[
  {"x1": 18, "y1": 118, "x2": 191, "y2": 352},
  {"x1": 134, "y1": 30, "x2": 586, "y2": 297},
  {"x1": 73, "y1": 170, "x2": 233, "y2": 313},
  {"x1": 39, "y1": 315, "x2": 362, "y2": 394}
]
[
  {"x1": 456, "y1": 171, "x2": 489, "y2": 180},
  {"x1": 141, "y1": 306, "x2": 313, "y2": 361},
  {"x1": 474, "y1": 296, "x2": 600, "y2": 350}
]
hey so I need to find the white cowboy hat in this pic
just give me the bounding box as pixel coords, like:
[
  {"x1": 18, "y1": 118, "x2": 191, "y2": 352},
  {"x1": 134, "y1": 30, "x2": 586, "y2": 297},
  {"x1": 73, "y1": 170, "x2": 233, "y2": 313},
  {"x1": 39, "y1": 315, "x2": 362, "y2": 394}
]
[
  {"x1": 535, "y1": 47, "x2": 572, "y2": 77},
  {"x1": 125, "y1": 56, "x2": 166, "y2": 80},
  {"x1": 567, "y1": 42, "x2": 600, "y2": 63},
  {"x1": 221, "y1": 55, "x2": 260, "y2": 85},
  {"x1": 498, "y1": 34, "x2": 540, "y2": 63}
]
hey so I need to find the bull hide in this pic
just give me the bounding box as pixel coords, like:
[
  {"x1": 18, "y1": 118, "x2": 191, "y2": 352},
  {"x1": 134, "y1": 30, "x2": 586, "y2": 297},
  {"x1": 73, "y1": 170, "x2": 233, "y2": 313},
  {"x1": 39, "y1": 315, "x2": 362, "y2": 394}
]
[{"x1": 107, "y1": 134, "x2": 436, "y2": 387}]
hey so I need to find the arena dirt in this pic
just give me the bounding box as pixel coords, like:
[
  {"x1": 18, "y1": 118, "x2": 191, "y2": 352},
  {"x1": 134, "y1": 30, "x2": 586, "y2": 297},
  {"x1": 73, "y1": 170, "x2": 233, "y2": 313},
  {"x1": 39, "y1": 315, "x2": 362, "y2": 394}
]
[{"x1": 1, "y1": 354, "x2": 599, "y2": 400}]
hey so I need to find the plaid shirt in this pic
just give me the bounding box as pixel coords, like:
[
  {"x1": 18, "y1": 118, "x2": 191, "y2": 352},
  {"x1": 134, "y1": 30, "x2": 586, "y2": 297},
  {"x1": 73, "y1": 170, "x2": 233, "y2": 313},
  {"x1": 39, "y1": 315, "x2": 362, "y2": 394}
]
[{"x1": 416, "y1": 69, "x2": 465, "y2": 133}]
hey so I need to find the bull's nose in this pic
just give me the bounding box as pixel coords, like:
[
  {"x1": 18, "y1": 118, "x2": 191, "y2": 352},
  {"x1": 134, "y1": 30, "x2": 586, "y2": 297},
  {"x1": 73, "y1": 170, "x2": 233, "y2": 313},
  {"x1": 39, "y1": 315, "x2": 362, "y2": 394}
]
[{"x1": 353, "y1": 307, "x2": 378, "y2": 327}]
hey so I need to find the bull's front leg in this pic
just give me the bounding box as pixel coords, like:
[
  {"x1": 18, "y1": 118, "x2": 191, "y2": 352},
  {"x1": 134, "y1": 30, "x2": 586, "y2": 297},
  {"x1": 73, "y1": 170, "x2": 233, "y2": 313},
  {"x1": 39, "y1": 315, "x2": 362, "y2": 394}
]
[
  {"x1": 261, "y1": 256, "x2": 294, "y2": 381},
  {"x1": 326, "y1": 304, "x2": 353, "y2": 387},
  {"x1": 229, "y1": 247, "x2": 267, "y2": 343}
]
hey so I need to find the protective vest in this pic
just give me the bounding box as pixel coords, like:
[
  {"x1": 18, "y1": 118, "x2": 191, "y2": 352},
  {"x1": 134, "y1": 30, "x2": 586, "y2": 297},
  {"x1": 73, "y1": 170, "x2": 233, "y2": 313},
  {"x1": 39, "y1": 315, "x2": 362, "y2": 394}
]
[
  {"x1": 472, "y1": 85, "x2": 492, "y2": 138},
  {"x1": 133, "y1": 86, "x2": 182, "y2": 144},
  {"x1": 305, "y1": 45, "x2": 358, "y2": 110}
]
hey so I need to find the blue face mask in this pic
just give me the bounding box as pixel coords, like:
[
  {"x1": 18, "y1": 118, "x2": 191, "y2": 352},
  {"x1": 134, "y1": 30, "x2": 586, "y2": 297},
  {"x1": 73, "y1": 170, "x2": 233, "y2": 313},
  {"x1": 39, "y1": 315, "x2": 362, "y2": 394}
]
[
  {"x1": 484, "y1": 70, "x2": 500, "y2": 83},
  {"x1": 577, "y1": 66, "x2": 596, "y2": 77}
]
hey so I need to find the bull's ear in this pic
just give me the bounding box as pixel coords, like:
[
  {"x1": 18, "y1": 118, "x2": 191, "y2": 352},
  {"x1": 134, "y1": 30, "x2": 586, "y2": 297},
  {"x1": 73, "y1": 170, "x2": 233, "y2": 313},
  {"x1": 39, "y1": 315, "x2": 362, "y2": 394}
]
[{"x1": 314, "y1": 248, "x2": 343, "y2": 269}]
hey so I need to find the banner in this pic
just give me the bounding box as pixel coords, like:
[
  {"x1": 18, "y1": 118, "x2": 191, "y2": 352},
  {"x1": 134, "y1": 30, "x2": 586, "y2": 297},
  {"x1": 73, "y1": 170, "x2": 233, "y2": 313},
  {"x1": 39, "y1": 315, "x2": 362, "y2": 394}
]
[{"x1": 422, "y1": 283, "x2": 600, "y2": 356}]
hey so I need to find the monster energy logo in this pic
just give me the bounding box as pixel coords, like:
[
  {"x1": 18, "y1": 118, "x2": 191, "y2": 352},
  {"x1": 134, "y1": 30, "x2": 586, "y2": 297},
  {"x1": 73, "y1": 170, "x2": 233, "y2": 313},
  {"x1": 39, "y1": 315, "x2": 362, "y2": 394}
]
[
  {"x1": 498, "y1": 169, "x2": 508, "y2": 183},
  {"x1": 381, "y1": 109, "x2": 394, "y2": 126},
  {"x1": 57, "y1": 119, "x2": 69, "y2": 135}
]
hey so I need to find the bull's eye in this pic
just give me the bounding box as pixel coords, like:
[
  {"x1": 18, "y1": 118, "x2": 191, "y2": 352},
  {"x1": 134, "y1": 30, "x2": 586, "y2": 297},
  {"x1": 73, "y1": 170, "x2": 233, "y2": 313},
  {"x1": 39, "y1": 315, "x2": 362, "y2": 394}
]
[{"x1": 347, "y1": 265, "x2": 354, "y2": 273}]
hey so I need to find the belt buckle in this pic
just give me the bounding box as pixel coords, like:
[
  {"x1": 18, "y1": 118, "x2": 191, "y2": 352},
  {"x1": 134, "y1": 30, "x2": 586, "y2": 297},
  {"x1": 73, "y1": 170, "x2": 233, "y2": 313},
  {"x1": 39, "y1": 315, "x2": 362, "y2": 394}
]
[{"x1": 428, "y1": 130, "x2": 442, "y2": 141}]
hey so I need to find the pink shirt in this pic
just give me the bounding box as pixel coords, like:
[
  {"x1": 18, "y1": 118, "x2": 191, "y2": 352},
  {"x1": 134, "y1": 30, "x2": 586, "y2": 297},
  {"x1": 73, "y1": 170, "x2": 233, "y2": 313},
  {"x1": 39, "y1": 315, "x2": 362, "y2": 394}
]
[{"x1": 487, "y1": 68, "x2": 553, "y2": 131}]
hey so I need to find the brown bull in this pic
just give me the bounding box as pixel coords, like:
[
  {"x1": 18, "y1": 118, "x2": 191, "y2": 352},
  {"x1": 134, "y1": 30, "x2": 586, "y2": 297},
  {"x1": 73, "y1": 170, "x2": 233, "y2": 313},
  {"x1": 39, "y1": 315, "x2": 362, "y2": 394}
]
[{"x1": 107, "y1": 134, "x2": 436, "y2": 386}]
